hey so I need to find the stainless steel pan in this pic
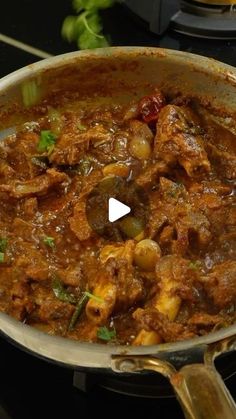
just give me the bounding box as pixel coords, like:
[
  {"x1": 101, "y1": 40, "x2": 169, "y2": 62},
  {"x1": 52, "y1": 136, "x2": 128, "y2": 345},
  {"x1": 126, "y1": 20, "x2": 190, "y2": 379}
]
[{"x1": 0, "y1": 47, "x2": 235, "y2": 419}]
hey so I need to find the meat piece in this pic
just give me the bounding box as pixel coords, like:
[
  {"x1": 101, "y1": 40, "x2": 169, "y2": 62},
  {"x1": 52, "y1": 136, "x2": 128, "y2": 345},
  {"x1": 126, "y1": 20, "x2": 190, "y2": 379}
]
[
  {"x1": 12, "y1": 218, "x2": 35, "y2": 241},
  {"x1": 69, "y1": 200, "x2": 92, "y2": 241},
  {"x1": 38, "y1": 300, "x2": 74, "y2": 322},
  {"x1": 173, "y1": 211, "x2": 212, "y2": 254},
  {"x1": 7, "y1": 132, "x2": 40, "y2": 178},
  {"x1": 188, "y1": 312, "x2": 225, "y2": 327},
  {"x1": 207, "y1": 143, "x2": 236, "y2": 180},
  {"x1": 100, "y1": 241, "x2": 143, "y2": 311},
  {"x1": 201, "y1": 261, "x2": 236, "y2": 309},
  {"x1": 24, "y1": 197, "x2": 38, "y2": 217},
  {"x1": 136, "y1": 161, "x2": 168, "y2": 188},
  {"x1": 58, "y1": 265, "x2": 82, "y2": 287},
  {"x1": 0, "y1": 159, "x2": 15, "y2": 178},
  {"x1": 159, "y1": 225, "x2": 175, "y2": 247},
  {"x1": 148, "y1": 207, "x2": 167, "y2": 240},
  {"x1": 148, "y1": 178, "x2": 212, "y2": 253},
  {"x1": 26, "y1": 266, "x2": 49, "y2": 282},
  {"x1": 156, "y1": 255, "x2": 199, "y2": 286},
  {"x1": 50, "y1": 125, "x2": 113, "y2": 165},
  {"x1": 11, "y1": 281, "x2": 30, "y2": 299},
  {"x1": 9, "y1": 281, "x2": 33, "y2": 321},
  {"x1": 0, "y1": 168, "x2": 69, "y2": 198},
  {"x1": 133, "y1": 308, "x2": 195, "y2": 342},
  {"x1": 16, "y1": 244, "x2": 49, "y2": 282},
  {"x1": 155, "y1": 105, "x2": 211, "y2": 177},
  {"x1": 113, "y1": 258, "x2": 143, "y2": 311}
]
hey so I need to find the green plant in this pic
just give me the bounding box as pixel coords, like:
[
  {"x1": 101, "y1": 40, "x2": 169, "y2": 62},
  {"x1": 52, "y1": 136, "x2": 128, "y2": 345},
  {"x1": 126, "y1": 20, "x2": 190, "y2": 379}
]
[{"x1": 62, "y1": 0, "x2": 115, "y2": 49}]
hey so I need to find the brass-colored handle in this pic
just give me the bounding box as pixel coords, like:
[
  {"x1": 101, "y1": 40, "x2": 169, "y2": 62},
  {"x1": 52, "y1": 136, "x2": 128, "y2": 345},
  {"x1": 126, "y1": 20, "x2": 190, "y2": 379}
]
[
  {"x1": 171, "y1": 364, "x2": 236, "y2": 419},
  {"x1": 111, "y1": 347, "x2": 236, "y2": 419}
]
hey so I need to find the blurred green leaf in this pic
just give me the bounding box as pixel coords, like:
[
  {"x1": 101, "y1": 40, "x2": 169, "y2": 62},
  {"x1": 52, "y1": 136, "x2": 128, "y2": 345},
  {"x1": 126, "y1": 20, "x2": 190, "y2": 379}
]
[{"x1": 62, "y1": 0, "x2": 115, "y2": 50}]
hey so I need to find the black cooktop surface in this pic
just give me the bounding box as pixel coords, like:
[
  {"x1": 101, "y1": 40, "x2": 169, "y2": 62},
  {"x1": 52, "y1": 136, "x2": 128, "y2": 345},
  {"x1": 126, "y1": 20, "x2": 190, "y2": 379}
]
[{"x1": 0, "y1": 1, "x2": 235, "y2": 418}]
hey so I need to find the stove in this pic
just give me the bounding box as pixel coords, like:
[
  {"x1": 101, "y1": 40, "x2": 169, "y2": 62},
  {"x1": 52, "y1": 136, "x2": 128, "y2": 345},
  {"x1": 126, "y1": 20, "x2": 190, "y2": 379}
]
[
  {"x1": 123, "y1": 0, "x2": 236, "y2": 38},
  {"x1": 0, "y1": 1, "x2": 236, "y2": 418}
]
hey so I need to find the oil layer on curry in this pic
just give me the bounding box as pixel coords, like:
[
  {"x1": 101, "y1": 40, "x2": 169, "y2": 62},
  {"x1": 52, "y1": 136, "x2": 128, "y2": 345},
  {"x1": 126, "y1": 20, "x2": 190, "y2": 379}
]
[{"x1": 0, "y1": 89, "x2": 235, "y2": 345}]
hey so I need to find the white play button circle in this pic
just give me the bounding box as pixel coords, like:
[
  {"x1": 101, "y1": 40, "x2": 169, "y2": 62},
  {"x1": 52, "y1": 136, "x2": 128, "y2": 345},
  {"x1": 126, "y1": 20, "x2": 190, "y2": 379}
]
[
  {"x1": 108, "y1": 198, "x2": 131, "y2": 223},
  {"x1": 86, "y1": 176, "x2": 149, "y2": 241}
]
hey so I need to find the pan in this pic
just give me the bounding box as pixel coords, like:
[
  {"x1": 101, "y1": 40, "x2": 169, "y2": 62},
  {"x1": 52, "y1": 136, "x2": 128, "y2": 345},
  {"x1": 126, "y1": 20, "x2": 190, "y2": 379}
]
[{"x1": 0, "y1": 47, "x2": 235, "y2": 419}]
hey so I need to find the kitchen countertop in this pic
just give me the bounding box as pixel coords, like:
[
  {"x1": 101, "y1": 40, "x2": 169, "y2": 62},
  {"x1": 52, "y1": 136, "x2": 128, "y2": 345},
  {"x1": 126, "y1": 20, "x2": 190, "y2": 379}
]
[{"x1": 0, "y1": 1, "x2": 235, "y2": 418}]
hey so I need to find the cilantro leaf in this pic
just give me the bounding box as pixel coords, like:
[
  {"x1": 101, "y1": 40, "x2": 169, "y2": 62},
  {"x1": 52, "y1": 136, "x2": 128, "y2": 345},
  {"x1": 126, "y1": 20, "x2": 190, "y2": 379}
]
[
  {"x1": 97, "y1": 326, "x2": 116, "y2": 341},
  {"x1": 0, "y1": 252, "x2": 4, "y2": 263},
  {"x1": 94, "y1": 0, "x2": 115, "y2": 8},
  {"x1": 43, "y1": 236, "x2": 55, "y2": 248},
  {"x1": 61, "y1": 16, "x2": 79, "y2": 43},
  {"x1": 0, "y1": 238, "x2": 8, "y2": 253},
  {"x1": 77, "y1": 123, "x2": 87, "y2": 131},
  {"x1": 78, "y1": 30, "x2": 108, "y2": 49},
  {"x1": 189, "y1": 260, "x2": 201, "y2": 270},
  {"x1": 84, "y1": 291, "x2": 104, "y2": 303},
  {"x1": 62, "y1": 0, "x2": 114, "y2": 50},
  {"x1": 73, "y1": 0, "x2": 84, "y2": 13},
  {"x1": 37, "y1": 130, "x2": 57, "y2": 153}
]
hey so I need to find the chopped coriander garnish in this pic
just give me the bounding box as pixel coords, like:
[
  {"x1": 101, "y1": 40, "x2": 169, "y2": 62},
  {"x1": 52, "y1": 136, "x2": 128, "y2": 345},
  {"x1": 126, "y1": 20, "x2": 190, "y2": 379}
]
[
  {"x1": 77, "y1": 123, "x2": 87, "y2": 131},
  {"x1": 68, "y1": 293, "x2": 89, "y2": 331},
  {"x1": 37, "y1": 130, "x2": 57, "y2": 153},
  {"x1": 0, "y1": 252, "x2": 4, "y2": 263},
  {"x1": 97, "y1": 326, "x2": 116, "y2": 341},
  {"x1": 0, "y1": 238, "x2": 8, "y2": 253},
  {"x1": 189, "y1": 260, "x2": 201, "y2": 270},
  {"x1": 84, "y1": 291, "x2": 104, "y2": 303},
  {"x1": 52, "y1": 277, "x2": 77, "y2": 304},
  {"x1": 43, "y1": 236, "x2": 55, "y2": 248}
]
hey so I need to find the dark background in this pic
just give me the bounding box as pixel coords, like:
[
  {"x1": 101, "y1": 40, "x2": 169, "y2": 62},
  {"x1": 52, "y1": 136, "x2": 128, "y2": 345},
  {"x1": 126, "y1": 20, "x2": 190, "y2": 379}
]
[{"x1": 0, "y1": 1, "x2": 235, "y2": 418}]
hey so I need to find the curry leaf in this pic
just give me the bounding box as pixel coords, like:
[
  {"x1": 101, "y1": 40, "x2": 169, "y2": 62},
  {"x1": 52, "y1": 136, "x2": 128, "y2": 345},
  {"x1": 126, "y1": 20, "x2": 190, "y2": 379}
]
[
  {"x1": 68, "y1": 293, "x2": 89, "y2": 331},
  {"x1": 0, "y1": 252, "x2": 4, "y2": 263}
]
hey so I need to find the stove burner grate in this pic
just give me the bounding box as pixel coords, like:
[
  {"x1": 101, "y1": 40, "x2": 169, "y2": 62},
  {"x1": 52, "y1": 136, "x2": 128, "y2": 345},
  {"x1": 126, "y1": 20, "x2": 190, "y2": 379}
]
[{"x1": 171, "y1": 0, "x2": 236, "y2": 39}]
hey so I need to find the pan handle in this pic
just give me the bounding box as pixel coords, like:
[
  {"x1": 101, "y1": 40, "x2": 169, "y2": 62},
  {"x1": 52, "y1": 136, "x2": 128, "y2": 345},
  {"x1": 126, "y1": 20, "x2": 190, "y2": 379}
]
[
  {"x1": 170, "y1": 363, "x2": 236, "y2": 419},
  {"x1": 111, "y1": 349, "x2": 236, "y2": 419}
]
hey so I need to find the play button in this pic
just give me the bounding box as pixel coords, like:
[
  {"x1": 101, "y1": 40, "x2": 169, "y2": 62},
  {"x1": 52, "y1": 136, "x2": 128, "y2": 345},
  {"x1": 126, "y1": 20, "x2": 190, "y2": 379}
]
[
  {"x1": 108, "y1": 198, "x2": 131, "y2": 222},
  {"x1": 86, "y1": 176, "x2": 149, "y2": 241}
]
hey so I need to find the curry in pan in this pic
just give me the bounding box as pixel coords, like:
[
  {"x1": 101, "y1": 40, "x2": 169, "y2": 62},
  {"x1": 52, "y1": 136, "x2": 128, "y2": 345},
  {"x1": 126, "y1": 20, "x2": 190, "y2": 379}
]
[{"x1": 0, "y1": 89, "x2": 235, "y2": 345}]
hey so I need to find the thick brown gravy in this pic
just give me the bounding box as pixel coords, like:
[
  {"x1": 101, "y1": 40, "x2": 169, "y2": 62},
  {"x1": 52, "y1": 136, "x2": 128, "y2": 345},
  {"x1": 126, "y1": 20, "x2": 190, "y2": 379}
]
[{"x1": 0, "y1": 89, "x2": 235, "y2": 345}]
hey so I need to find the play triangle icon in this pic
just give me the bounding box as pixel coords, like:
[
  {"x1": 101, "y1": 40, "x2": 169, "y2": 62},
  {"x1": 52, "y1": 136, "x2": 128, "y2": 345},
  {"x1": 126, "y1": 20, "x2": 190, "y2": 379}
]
[{"x1": 108, "y1": 197, "x2": 131, "y2": 223}]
